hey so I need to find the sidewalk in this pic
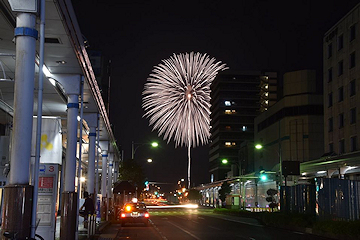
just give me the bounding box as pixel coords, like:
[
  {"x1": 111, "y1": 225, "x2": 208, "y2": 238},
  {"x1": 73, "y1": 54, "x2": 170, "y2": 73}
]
[{"x1": 55, "y1": 216, "x2": 109, "y2": 239}]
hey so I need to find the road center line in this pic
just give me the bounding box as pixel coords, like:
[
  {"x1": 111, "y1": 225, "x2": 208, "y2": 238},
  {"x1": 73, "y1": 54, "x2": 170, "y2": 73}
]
[
  {"x1": 209, "y1": 226, "x2": 221, "y2": 230},
  {"x1": 167, "y1": 221, "x2": 201, "y2": 240},
  {"x1": 205, "y1": 215, "x2": 263, "y2": 227}
]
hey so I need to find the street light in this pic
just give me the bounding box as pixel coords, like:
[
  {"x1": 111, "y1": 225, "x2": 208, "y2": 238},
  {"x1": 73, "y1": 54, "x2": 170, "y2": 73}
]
[
  {"x1": 131, "y1": 141, "x2": 159, "y2": 159},
  {"x1": 147, "y1": 158, "x2": 153, "y2": 163},
  {"x1": 254, "y1": 144, "x2": 282, "y2": 184}
]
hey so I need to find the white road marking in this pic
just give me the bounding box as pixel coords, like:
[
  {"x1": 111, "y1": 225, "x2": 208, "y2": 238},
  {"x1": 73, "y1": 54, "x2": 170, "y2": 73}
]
[
  {"x1": 209, "y1": 226, "x2": 221, "y2": 230},
  {"x1": 207, "y1": 215, "x2": 263, "y2": 227},
  {"x1": 294, "y1": 231, "x2": 304, "y2": 235},
  {"x1": 149, "y1": 219, "x2": 168, "y2": 240},
  {"x1": 167, "y1": 221, "x2": 201, "y2": 240}
]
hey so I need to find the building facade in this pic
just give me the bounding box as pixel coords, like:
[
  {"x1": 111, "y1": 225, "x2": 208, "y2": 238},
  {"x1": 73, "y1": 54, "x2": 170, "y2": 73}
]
[
  {"x1": 324, "y1": 4, "x2": 360, "y2": 156},
  {"x1": 254, "y1": 70, "x2": 324, "y2": 174},
  {"x1": 209, "y1": 71, "x2": 277, "y2": 182}
]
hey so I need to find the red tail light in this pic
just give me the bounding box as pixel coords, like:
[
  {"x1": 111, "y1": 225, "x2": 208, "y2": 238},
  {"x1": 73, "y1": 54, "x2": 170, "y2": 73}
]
[
  {"x1": 121, "y1": 213, "x2": 126, "y2": 218},
  {"x1": 145, "y1": 212, "x2": 150, "y2": 218}
]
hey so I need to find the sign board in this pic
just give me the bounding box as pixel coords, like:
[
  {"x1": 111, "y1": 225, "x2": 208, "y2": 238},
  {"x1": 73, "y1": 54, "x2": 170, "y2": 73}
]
[
  {"x1": 282, "y1": 161, "x2": 300, "y2": 176},
  {"x1": 36, "y1": 164, "x2": 59, "y2": 240}
]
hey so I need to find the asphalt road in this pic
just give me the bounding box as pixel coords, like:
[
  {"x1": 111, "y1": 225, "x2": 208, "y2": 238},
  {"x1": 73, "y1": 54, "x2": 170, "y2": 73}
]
[{"x1": 105, "y1": 208, "x2": 333, "y2": 240}]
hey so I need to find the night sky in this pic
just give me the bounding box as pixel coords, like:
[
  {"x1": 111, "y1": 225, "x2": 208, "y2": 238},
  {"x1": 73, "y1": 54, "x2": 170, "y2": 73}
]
[{"x1": 72, "y1": 1, "x2": 360, "y2": 190}]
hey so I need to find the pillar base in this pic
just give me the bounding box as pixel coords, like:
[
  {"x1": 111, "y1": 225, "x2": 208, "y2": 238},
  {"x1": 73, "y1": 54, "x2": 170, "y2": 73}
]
[
  {"x1": 101, "y1": 197, "x2": 107, "y2": 221},
  {"x1": 60, "y1": 191, "x2": 77, "y2": 240},
  {"x1": 1, "y1": 185, "x2": 33, "y2": 240}
]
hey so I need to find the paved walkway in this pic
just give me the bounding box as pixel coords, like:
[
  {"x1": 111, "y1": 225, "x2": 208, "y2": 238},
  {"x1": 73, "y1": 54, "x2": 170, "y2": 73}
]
[{"x1": 55, "y1": 216, "x2": 89, "y2": 239}]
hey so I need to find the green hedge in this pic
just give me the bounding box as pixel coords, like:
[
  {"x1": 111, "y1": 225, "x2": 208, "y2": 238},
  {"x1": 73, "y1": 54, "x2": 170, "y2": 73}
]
[
  {"x1": 213, "y1": 208, "x2": 360, "y2": 239},
  {"x1": 313, "y1": 220, "x2": 360, "y2": 239}
]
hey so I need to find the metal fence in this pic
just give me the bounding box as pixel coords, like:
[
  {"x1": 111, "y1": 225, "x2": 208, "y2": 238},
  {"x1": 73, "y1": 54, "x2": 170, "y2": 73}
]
[
  {"x1": 280, "y1": 184, "x2": 316, "y2": 215},
  {"x1": 316, "y1": 178, "x2": 360, "y2": 220}
]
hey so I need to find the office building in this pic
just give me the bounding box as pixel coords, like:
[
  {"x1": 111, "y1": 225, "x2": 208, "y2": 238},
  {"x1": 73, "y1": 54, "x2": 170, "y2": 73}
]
[
  {"x1": 254, "y1": 70, "x2": 324, "y2": 174},
  {"x1": 209, "y1": 71, "x2": 277, "y2": 181}
]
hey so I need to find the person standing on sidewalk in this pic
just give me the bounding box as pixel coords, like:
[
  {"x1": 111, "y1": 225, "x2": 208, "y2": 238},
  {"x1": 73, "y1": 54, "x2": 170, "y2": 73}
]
[{"x1": 80, "y1": 191, "x2": 95, "y2": 228}]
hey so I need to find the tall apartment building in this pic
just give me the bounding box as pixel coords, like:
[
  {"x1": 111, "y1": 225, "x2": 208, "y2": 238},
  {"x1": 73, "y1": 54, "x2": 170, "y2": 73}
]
[
  {"x1": 324, "y1": 3, "x2": 360, "y2": 156},
  {"x1": 254, "y1": 70, "x2": 324, "y2": 173},
  {"x1": 209, "y1": 71, "x2": 277, "y2": 182}
]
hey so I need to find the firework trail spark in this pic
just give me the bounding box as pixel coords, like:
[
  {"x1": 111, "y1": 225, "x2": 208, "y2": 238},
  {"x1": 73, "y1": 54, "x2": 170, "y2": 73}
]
[{"x1": 143, "y1": 52, "x2": 227, "y2": 187}]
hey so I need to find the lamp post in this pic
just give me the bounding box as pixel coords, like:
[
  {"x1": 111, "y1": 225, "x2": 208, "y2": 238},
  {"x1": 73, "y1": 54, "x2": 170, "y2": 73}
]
[
  {"x1": 254, "y1": 144, "x2": 282, "y2": 185},
  {"x1": 221, "y1": 158, "x2": 242, "y2": 177},
  {"x1": 131, "y1": 141, "x2": 158, "y2": 159}
]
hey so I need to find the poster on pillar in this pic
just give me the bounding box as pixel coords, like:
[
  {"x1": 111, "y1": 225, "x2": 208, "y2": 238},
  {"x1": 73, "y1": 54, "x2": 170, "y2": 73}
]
[{"x1": 31, "y1": 117, "x2": 62, "y2": 165}]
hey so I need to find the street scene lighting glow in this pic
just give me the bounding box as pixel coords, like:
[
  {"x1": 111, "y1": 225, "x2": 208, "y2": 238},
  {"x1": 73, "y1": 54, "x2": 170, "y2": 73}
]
[
  {"x1": 255, "y1": 144, "x2": 263, "y2": 149},
  {"x1": 151, "y1": 142, "x2": 159, "y2": 147},
  {"x1": 147, "y1": 158, "x2": 153, "y2": 163},
  {"x1": 260, "y1": 174, "x2": 267, "y2": 181},
  {"x1": 222, "y1": 159, "x2": 228, "y2": 164}
]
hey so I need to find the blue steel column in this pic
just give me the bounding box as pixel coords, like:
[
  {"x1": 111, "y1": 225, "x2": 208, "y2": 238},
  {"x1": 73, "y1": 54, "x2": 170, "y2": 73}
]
[
  {"x1": 108, "y1": 153, "x2": 113, "y2": 198},
  {"x1": 88, "y1": 126, "x2": 96, "y2": 195},
  {"x1": 60, "y1": 94, "x2": 79, "y2": 240},
  {"x1": 101, "y1": 150, "x2": 108, "y2": 220},
  {"x1": 1, "y1": 11, "x2": 37, "y2": 239},
  {"x1": 108, "y1": 153, "x2": 113, "y2": 218}
]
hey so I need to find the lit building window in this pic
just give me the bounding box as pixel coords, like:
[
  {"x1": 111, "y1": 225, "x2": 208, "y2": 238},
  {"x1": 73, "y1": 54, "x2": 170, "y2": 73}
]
[
  {"x1": 225, "y1": 101, "x2": 231, "y2": 106},
  {"x1": 232, "y1": 110, "x2": 236, "y2": 113},
  {"x1": 225, "y1": 110, "x2": 231, "y2": 114},
  {"x1": 225, "y1": 142, "x2": 236, "y2": 147},
  {"x1": 225, "y1": 126, "x2": 231, "y2": 130}
]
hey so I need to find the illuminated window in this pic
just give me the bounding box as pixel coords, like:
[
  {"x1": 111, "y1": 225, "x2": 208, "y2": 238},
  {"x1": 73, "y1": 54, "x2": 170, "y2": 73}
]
[
  {"x1": 231, "y1": 110, "x2": 236, "y2": 113},
  {"x1": 225, "y1": 142, "x2": 236, "y2": 147},
  {"x1": 225, "y1": 101, "x2": 231, "y2": 106},
  {"x1": 225, "y1": 126, "x2": 231, "y2": 130},
  {"x1": 225, "y1": 110, "x2": 231, "y2": 114}
]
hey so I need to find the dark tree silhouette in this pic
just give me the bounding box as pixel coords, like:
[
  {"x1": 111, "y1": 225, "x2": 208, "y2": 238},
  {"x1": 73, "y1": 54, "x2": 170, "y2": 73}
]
[
  {"x1": 218, "y1": 182, "x2": 231, "y2": 207},
  {"x1": 118, "y1": 159, "x2": 145, "y2": 196}
]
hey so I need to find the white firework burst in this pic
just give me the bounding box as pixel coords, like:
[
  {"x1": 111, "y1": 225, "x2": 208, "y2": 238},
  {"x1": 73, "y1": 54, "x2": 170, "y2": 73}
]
[
  {"x1": 143, "y1": 52, "x2": 227, "y2": 147},
  {"x1": 142, "y1": 52, "x2": 227, "y2": 188}
]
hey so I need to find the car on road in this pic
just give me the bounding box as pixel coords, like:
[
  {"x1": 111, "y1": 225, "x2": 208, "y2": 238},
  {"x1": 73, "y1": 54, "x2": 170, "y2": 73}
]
[{"x1": 119, "y1": 201, "x2": 150, "y2": 226}]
